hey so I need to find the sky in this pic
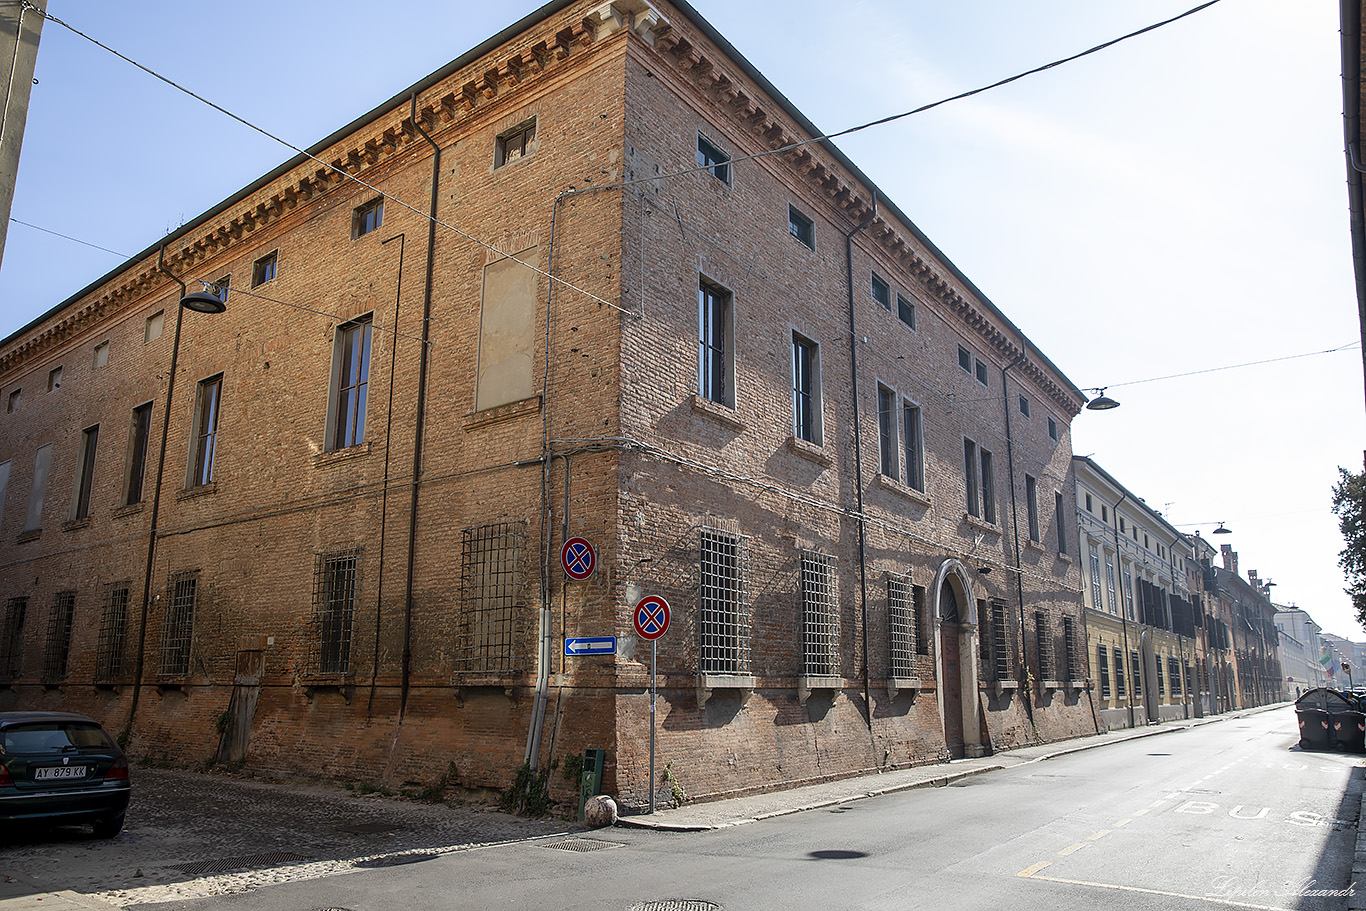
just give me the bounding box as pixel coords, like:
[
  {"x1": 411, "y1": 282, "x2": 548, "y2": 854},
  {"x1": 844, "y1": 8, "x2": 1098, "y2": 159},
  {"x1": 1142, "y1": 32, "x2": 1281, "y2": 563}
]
[{"x1": 2, "y1": 0, "x2": 1362, "y2": 639}]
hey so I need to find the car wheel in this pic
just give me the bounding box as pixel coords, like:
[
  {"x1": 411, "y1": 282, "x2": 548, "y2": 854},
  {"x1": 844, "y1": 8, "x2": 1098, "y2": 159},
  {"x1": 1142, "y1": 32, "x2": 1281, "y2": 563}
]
[{"x1": 91, "y1": 814, "x2": 124, "y2": 839}]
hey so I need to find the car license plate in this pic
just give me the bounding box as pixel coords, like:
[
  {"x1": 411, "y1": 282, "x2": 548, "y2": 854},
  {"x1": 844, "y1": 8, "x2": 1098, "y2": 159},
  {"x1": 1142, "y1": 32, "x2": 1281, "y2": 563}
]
[{"x1": 34, "y1": 765, "x2": 88, "y2": 781}]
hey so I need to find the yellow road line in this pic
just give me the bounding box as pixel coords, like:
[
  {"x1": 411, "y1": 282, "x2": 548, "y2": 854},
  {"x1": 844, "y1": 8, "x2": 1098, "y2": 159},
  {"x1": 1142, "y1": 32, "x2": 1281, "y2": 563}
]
[
  {"x1": 1017, "y1": 861, "x2": 1052, "y2": 878},
  {"x1": 1086, "y1": 829, "x2": 1110, "y2": 840},
  {"x1": 1056, "y1": 843, "x2": 1086, "y2": 857}
]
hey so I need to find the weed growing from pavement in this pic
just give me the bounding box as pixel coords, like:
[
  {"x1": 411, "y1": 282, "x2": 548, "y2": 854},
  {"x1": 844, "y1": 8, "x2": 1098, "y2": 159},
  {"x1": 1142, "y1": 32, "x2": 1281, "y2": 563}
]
[
  {"x1": 662, "y1": 760, "x2": 687, "y2": 808},
  {"x1": 499, "y1": 762, "x2": 554, "y2": 816}
]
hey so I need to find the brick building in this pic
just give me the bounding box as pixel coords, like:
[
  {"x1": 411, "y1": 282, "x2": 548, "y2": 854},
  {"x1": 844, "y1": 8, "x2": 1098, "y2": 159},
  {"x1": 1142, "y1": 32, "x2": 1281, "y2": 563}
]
[{"x1": 0, "y1": 0, "x2": 1095, "y2": 809}]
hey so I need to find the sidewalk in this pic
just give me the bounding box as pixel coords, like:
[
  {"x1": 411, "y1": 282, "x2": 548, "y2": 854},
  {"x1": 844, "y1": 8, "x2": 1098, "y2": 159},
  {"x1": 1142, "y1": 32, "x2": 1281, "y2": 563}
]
[{"x1": 618, "y1": 703, "x2": 1290, "y2": 831}]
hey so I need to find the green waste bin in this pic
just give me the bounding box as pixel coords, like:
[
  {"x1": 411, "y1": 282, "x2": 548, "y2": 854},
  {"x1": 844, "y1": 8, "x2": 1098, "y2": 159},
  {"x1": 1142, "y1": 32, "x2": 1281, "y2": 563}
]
[{"x1": 578, "y1": 748, "x2": 605, "y2": 822}]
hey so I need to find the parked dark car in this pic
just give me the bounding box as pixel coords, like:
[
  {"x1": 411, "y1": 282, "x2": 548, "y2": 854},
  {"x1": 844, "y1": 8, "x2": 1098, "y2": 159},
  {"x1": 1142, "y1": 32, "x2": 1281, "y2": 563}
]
[{"x1": 0, "y1": 712, "x2": 130, "y2": 837}]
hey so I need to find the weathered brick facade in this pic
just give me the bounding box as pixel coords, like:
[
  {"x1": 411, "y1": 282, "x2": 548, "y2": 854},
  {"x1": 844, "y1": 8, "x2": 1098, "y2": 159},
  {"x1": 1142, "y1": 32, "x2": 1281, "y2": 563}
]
[{"x1": 0, "y1": 0, "x2": 1096, "y2": 810}]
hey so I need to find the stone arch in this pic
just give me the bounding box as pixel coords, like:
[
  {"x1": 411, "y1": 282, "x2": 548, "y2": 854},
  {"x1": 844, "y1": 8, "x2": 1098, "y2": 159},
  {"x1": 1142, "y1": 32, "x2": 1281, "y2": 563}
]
[{"x1": 931, "y1": 558, "x2": 985, "y2": 758}]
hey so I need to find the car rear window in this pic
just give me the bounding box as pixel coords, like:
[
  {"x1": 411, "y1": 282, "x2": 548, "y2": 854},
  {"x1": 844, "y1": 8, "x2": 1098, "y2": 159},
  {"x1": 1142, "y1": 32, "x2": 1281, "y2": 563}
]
[{"x1": 1, "y1": 723, "x2": 116, "y2": 755}]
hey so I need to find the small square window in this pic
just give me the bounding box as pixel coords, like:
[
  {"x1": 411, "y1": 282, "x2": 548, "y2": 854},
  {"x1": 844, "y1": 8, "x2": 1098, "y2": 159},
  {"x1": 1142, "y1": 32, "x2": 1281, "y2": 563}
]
[
  {"x1": 1120, "y1": 517, "x2": 1126, "y2": 533},
  {"x1": 1101, "y1": 505, "x2": 1108, "y2": 522},
  {"x1": 897, "y1": 293, "x2": 915, "y2": 329},
  {"x1": 1018, "y1": 394, "x2": 1030, "y2": 417},
  {"x1": 495, "y1": 119, "x2": 536, "y2": 169},
  {"x1": 214, "y1": 275, "x2": 230, "y2": 303},
  {"x1": 252, "y1": 251, "x2": 277, "y2": 287},
  {"x1": 1085, "y1": 493, "x2": 1093, "y2": 512},
  {"x1": 697, "y1": 133, "x2": 730, "y2": 184},
  {"x1": 6, "y1": 389, "x2": 17, "y2": 413},
  {"x1": 47, "y1": 366, "x2": 62, "y2": 392},
  {"x1": 975, "y1": 358, "x2": 989, "y2": 386},
  {"x1": 353, "y1": 198, "x2": 384, "y2": 238},
  {"x1": 788, "y1": 205, "x2": 814, "y2": 249},
  {"x1": 93, "y1": 340, "x2": 110, "y2": 370},
  {"x1": 145, "y1": 310, "x2": 165, "y2": 344},
  {"x1": 958, "y1": 345, "x2": 972, "y2": 373},
  {"x1": 871, "y1": 273, "x2": 890, "y2": 310},
  {"x1": 1048, "y1": 416, "x2": 1058, "y2": 442}
]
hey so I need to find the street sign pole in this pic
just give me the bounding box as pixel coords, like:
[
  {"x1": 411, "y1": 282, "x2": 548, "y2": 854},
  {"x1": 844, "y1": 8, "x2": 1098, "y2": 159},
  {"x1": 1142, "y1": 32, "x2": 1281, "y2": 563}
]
[
  {"x1": 650, "y1": 638, "x2": 657, "y2": 815},
  {"x1": 632, "y1": 595, "x2": 669, "y2": 816}
]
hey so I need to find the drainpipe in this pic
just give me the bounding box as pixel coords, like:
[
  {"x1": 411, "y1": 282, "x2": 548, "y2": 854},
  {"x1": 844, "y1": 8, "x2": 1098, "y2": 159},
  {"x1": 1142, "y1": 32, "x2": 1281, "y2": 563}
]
[
  {"x1": 844, "y1": 191, "x2": 877, "y2": 729},
  {"x1": 399, "y1": 94, "x2": 441, "y2": 720},
  {"x1": 124, "y1": 248, "x2": 188, "y2": 741},
  {"x1": 999, "y1": 348, "x2": 1035, "y2": 730}
]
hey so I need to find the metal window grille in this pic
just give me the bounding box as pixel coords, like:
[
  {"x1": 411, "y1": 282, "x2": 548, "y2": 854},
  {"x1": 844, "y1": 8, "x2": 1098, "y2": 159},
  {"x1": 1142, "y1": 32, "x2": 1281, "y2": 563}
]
[
  {"x1": 699, "y1": 527, "x2": 749, "y2": 675},
  {"x1": 912, "y1": 585, "x2": 929, "y2": 656},
  {"x1": 96, "y1": 583, "x2": 130, "y2": 680},
  {"x1": 1156, "y1": 655, "x2": 1166, "y2": 696},
  {"x1": 42, "y1": 592, "x2": 76, "y2": 684},
  {"x1": 1169, "y1": 656, "x2": 1184, "y2": 696},
  {"x1": 1130, "y1": 649, "x2": 1142, "y2": 697},
  {"x1": 159, "y1": 572, "x2": 197, "y2": 677},
  {"x1": 313, "y1": 550, "x2": 359, "y2": 675},
  {"x1": 800, "y1": 552, "x2": 837, "y2": 677},
  {"x1": 1098, "y1": 644, "x2": 1111, "y2": 698},
  {"x1": 1034, "y1": 609, "x2": 1053, "y2": 679},
  {"x1": 978, "y1": 599, "x2": 992, "y2": 666},
  {"x1": 0, "y1": 597, "x2": 27, "y2": 680},
  {"x1": 458, "y1": 522, "x2": 526, "y2": 676},
  {"x1": 887, "y1": 573, "x2": 915, "y2": 678},
  {"x1": 1114, "y1": 647, "x2": 1126, "y2": 697},
  {"x1": 991, "y1": 598, "x2": 1013, "y2": 679},
  {"x1": 1062, "y1": 616, "x2": 1079, "y2": 682}
]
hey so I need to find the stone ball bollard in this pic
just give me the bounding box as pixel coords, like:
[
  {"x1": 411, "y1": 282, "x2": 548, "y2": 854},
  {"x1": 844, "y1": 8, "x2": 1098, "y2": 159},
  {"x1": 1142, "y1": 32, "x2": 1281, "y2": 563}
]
[{"x1": 583, "y1": 794, "x2": 618, "y2": 827}]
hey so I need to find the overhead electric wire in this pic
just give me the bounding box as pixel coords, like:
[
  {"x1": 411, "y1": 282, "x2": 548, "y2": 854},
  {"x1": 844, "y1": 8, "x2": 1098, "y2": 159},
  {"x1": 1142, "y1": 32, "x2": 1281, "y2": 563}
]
[
  {"x1": 1095, "y1": 341, "x2": 1362, "y2": 390},
  {"x1": 21, "y1": 0, "x2": 1224, "y2": 318},
  {"x1": 10, "y1": 216, "x2": 131, "y2": 258}
]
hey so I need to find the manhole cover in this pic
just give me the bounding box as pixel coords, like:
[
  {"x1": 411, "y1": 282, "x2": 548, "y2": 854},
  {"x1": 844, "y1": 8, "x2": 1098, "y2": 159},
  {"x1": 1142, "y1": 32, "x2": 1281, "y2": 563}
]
[
  {"x1": 629, "y1": 903, "x2": 721, "y2": 911},
  {"x1": 545, "y1": 838, "x2": 626, "y2": 853},
  {"x1": 353, "y1": 851, "x2": 439, "y2": 868},
  {"x1": 173, "y1": 852, "x2": 311, "y2": 875}
]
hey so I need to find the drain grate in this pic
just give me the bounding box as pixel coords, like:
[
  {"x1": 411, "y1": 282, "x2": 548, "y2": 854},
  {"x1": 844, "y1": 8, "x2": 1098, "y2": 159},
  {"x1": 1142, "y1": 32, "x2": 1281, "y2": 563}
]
[
  {"x1": 352, "y1": 851, "x2": 439, "y2": 868},
  {"x1": 629, "y1": 902, "x2": 721, "y2": 911},
  {"x1": 173, "y1": 852, "x2": 311, "y2": 875},
  {"x1": 545, "y1": 837, "x2": 626, "y2": 853}
]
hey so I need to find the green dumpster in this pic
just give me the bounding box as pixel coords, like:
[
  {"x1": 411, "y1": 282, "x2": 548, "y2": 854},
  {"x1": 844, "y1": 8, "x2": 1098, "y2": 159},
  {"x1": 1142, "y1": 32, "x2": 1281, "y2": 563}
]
[{"x1": 578, "y1": 748, "x2": 605, "y2": 822}]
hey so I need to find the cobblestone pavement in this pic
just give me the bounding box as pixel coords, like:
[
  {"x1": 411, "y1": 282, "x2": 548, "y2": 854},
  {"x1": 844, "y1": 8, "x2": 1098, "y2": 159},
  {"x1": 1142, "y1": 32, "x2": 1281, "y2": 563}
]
[{"x1": 0, "y1": 769, "x2": 570, "y2": 907}]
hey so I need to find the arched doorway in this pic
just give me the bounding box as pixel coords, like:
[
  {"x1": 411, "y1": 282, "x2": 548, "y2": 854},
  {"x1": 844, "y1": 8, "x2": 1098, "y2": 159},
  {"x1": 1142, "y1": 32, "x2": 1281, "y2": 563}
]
[{"x1": 932, "y1": 560, "x2": 984, "y2": 758}]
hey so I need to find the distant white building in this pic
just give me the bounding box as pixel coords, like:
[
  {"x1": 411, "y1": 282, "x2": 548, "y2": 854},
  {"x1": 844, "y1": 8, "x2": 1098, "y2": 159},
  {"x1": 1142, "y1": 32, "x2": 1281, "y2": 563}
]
[{"x1": 1274, "y1": 607, "x2": 1326, "y2": 695}]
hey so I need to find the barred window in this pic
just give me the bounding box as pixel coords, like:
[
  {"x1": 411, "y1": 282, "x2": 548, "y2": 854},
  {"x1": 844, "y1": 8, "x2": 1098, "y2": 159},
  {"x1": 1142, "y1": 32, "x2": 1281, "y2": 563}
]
[
  {"x1": 459, "y1": 522, "x2": 526, "y2": 675},
  {"x1": 314, "y1": 550, "x2": 359, "y2": 675},
  {"x1": 42, "y1": 592, "x2": 76, "y2": 684},
  {"x1": 888, "y1": 573, "x2": 916, "y2": 678},
  {"x1": 1034, "y1": 609, "x2": 1053, "y2": 679},
  {"x1": 96, "y1": 583, "x2": 130, "y2": 680},
  {"x1": 1098, "y1": 644, "x2": 1111, "y2": 698},
  {"x1": 1114, "y1": 647, "x2": 1126, "y2": 697},
  {"x1": 0, "y1": 597, "x2": 25, "y2": 680},
  {"x1": 699, "y1": 527, "x2": 749, "y2": 675},
  {"x1": 800, "y1": 552, "x2": 837, "y2": 677},
  {"x1": 159, "y1": 572, "x2": 197, "y2": 677},
  {"x1": 912, "y1": 584, "x2": 929, "y2": 656},
  {"x1": 1062, "y1": 615, "x2": 1079, "y2": 681},
  {"x1": 991, "y1": 598, "x2": 1013, "y2": 679}
]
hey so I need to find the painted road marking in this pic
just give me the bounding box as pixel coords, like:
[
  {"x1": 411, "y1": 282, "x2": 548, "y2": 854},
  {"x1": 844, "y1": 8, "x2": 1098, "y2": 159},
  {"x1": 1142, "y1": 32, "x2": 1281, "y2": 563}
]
[
  {"x1": 1086, "y1": 830, "x2": 1110, "y2": 840},
  {"x1": 1017, "y1": 861, "x2": 1051, "y2": 877},
  {"x1": 1132, "y1": 808, "x2": 1150, "y2": 816},
  {"x1": 1016, "y1": 870, "x2": 1296, "y2": 911},
  {"x1": 1111, "y1": 818, "x2": 1131, "y2": 827},
  {"x1": 1056, "y1": 843, "x2": 1086, "y2": 857}
]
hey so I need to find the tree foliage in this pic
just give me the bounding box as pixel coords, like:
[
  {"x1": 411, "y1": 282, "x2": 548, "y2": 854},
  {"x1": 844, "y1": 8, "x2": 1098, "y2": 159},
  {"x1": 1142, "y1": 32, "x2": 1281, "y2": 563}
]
[{"x1": 1331, "y1": 466, "x2": 1366, "y2": 628}]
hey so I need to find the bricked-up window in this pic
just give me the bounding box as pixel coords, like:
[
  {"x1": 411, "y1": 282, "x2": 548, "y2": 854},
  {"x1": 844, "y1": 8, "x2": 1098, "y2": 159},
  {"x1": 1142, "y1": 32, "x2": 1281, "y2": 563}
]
[
  {"x1": 1130, "y1": 648, "x2": 1142, "y2": 697},
  {"x1": 330, "y1": 317, "x2": 372, "y2": 451},
  {"x1": 980, "y1": 448, "x2": 996, "y2": 524},
  {"x1": 313, "y1": 550, "x2": 359, "y2": 675},
  {"x1": 1113, "y1": 647, "x2": 1126, "y2": 697},
  {"x1": 699, "y1": 527, "x2": 749, "y2": 675},
  {"x1": 788, "y1": 205, "x2": 814, "y2": 249},
  {"x1": 1034, "y1": 609, "x2": 1053, "y2": 679},
  {"x1": 24, "y1": 442, "x2": 52, "y2": 533},
  {"x1": 459, "y1": 522, "x2": 526, "y2": 675},
  {"x1": 1098, "y1": 644, "x2": 1111, "y2": 698},
  {"x1": 1088, "y1": 546, "x2": 1103, "y2": 611},
  {"x1": 251, "y1": 251, "x2": 277, "y2": 287},
  {"x1": 800, "y1": 552, "x2": 837, "y2": 677},
  {"x1": 0, "y1": 460, "x2": 9, "y2": 529},
  {"x1": 902, "y1": 401, "x2": 924, "y2": 492},
  {"x1": 991, "y1": 598, "x2": 1014, "y2": 680},
  {"x1": 1026, "y1": 474, "x2": 1040, "y2": 541},
  {"x1": 897, "y1": 293, "x2": 916, "y2": 330},
  {"x1": 871, "y1": 272, "x2": 890, "y2": 310},
  {"x1": 1055, "y1": 491, "x2": 1067, "y2": 554},
  {"x1": 92, "y1": 340, "x2": 109, "y2": 370},
  {"x1": 877, "y1": 385, "x2": 897, "y2": 480},
  {"x1": 964, "y1": 439, "x2": 980, "y2": 517},
  {"x1": 123, "y1": 402, "x2": 152, "y2": 506},
  {"x1": 1169, "y1": 656, "x2": 1184, "y2": 696},
  {"x1": 189, "y1": 375, "x2": 222, "y2": 488},
  {"x1": 696, "y1": 132, "x2": 730, "y2": 184},
  {"x1": 697, "y1": 279, "x2": 733, "y2": 408},
  {"x1": 495, "y1": 119, "x2": 536, "y2": 169},
  {"x1": 48, "y1": 365, "x2": 62, "y2": 392},
  {"x1": 1062, "y1": 616, "x2": 1079, "y2": 682},
  {"x1": 0, "y1": 597, "x2": 26, "y2": 680},
  {"x1": 792, "y1": 333, "x2": 820, "y2": 445},
  {"x1": 145, "y1": 310, "x2": 164, "y2": 344},
  {"x1": 71, "y1": 424, "x2": 99, "y2": 521},
  {"x1": 1156, "y1": 654, "x2": 1165, "y2": 696},
  {"x1": 96, "y1": 583, "x2": 129, "y2": 681},
  {"x1": 887, "y1": 573, "x2": 916, "y2": 678},
  {"x1": 159, "y1": 572, "x2": 197, "y2": 678},
  {"x1": 7, "y1": 388, "x2": 18, "y2": 412},
  {"x1": 352, "y1": 198, "x2": 384, "y2": 238},
  {"x1": 42, "y1": 591, "x2": 75, "y2": 684}
]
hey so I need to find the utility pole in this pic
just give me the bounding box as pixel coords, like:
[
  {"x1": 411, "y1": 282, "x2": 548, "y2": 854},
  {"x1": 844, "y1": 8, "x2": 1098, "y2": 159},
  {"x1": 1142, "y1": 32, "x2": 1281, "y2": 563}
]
[{"x1": 0, "y1": 0, "x2": 45, "y2": 274}]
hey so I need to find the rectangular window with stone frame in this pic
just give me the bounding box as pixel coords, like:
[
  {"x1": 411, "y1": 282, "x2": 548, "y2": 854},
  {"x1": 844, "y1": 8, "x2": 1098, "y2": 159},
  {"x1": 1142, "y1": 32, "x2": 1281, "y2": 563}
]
[
  {"x1": 878, "y1": 385, "x2": 898, "y2": 480},
  {"x1": 1034, "y1": 609, "x2": 1053, "y2": 680},
  {"x1": 697, "y1": 278, "x2": 733, "y2": 407},
  {"x1": 800, "y1": 551, "x2": 837, "y2": 678},
  {"x1": 458, "y1": 522, "x2": 526, "y2": 676},
  {"x1": 1098, "y1": 644, "x2": 1111, "y2": 698},
  {"x1": 887, "y1": 573, "x2": 917, "y2": 679},
  {"x1": 314, "y1": 549, "x2": 360, "y2": 675},
  {"x1": 699, "y1": 527, "x2": 749, "y2": 675},
  {"x1": 159, "y1": 572, "x2": 197, "y2": 678},
  {"x1": 1114, "y1": 647, "x2": 1126, "y2": 697}
]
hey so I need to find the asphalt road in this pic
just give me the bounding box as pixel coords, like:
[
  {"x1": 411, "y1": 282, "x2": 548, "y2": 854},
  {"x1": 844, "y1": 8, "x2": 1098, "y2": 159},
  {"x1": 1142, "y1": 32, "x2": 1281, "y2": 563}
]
[
  {"x1": 98, "y1": 705, "x2": 1360, "y2": 911},
  {"x1": 2, "y1": 706, "x2": 1357, "y2": 911}
]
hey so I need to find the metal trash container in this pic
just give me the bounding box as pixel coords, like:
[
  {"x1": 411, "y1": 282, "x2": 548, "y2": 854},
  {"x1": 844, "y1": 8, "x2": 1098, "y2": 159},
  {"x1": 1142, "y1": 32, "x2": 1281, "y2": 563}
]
[
  {"x1": 1332, "y1": 710, "x2": 1366, "y2": 752},
  {"x1": 1295, "y1": 688, "x2": 1338, "y2": 751},
  {"x1": 578, "y1": 748, "x2": 605, "y2": 822}
]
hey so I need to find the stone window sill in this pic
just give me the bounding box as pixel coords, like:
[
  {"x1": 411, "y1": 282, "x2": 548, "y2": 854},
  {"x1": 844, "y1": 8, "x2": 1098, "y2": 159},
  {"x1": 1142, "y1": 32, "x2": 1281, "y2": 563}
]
[
  {"x1": 16, "y1": 528, "x2": 41, "y2": 544},
  {"x1": 877, "y1": 474, "x2": 931, "y2": 507},
  {"x1": 314, "y1": 441, "x2": 371, "y2": 468},
  {"x1": 888, "y1": 676, "x2": 923, "y2": 700},
  {"x1": 1024, "y1": 538, "x2": 1046, "y2": 554},
  {"x1": 464, "y1": 395, "x2": 542, "y2": 431},
  {"x1": 690, "y1": 394, "x2": 746, "y2": 431},
  {"x1": 697, "y1": 673, "x2": 755, "y2": 707},
  {"x1": 797, "y1": 674, "x2": 842, "y2": 704},
  {"x1": 178, "y1": 482, "x2": 218, "y2": 501},
  {"x1": 787, "y1": 435, "x2": 832, "y2": 467},
  {"x1": 61, "y1": 518, "x2": 90, "y2": 532},
  {"x1": 112, "y1": 502, "x2": 145, "y2": 519},
  {"x1": 964, "y1": 513, "x2": 1001, "y2": 536}
]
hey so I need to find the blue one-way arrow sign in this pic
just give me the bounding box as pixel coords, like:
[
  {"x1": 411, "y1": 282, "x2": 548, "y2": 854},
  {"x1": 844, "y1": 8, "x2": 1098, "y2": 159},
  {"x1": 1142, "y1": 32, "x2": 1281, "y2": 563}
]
[{"x1": 564, "y1": 636, "x2": 617, "y2": 657}]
